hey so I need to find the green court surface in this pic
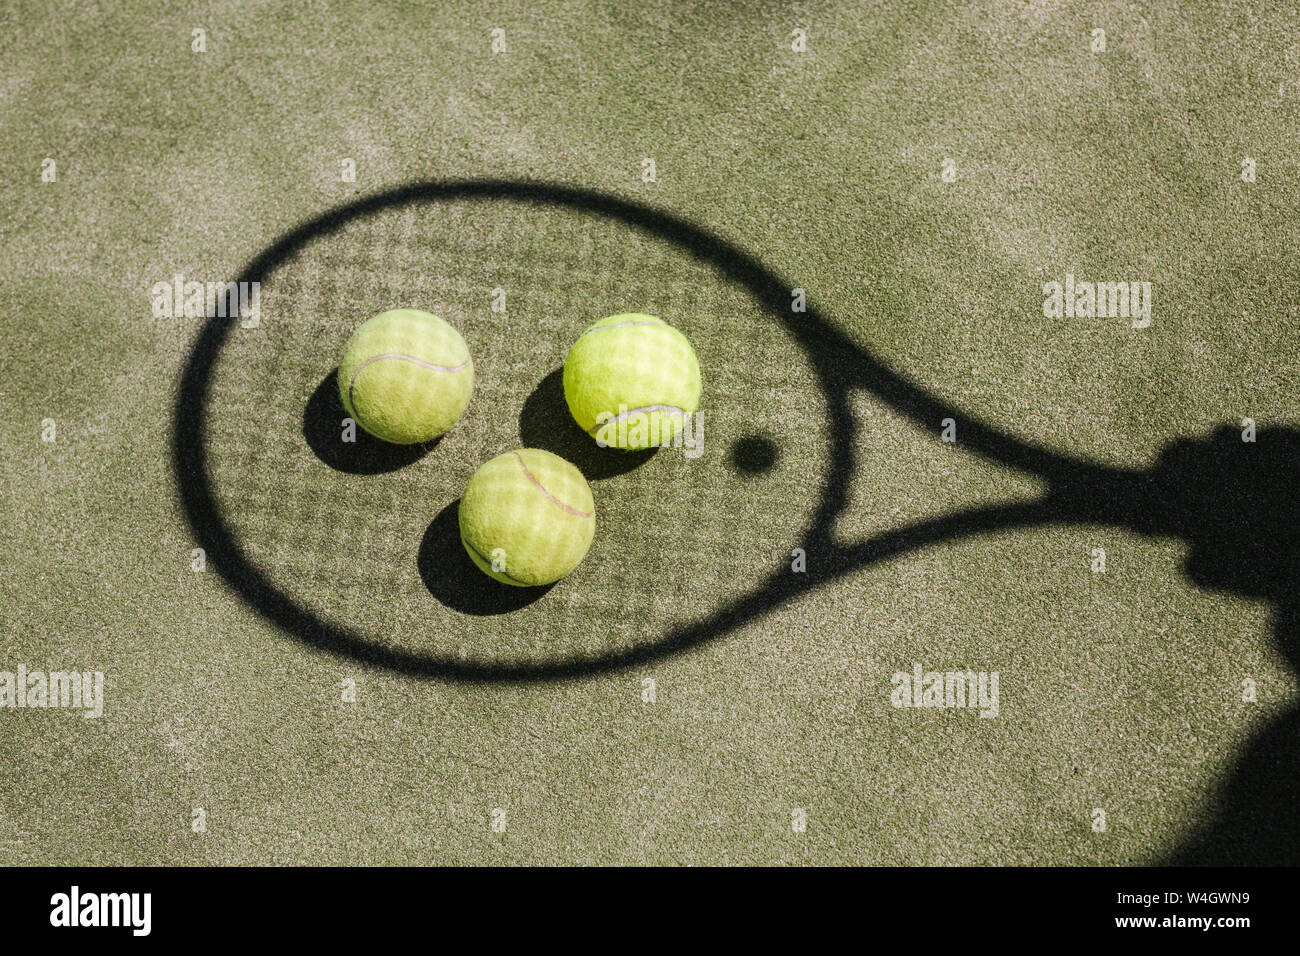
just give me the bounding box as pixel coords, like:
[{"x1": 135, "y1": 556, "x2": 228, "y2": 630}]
[{"x1": 1, "y1": 1, "x2": 1298, "y2": 865}]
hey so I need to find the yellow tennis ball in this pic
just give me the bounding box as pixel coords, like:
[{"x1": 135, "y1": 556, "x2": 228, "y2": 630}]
[
  {"x1": 562, "y1": 313, "x2": 701, "y2": 450},
  {"x1": 459, "y1": 449, "x2": 596, "y2": 587},
  {"x1": 337, "y1": 309, "x2": 473, "y2": 444}
]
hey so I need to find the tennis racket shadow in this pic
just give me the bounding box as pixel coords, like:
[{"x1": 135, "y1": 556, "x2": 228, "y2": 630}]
[{"x1": 176, "y1": 178, "x2": 1297, "y2": 863}]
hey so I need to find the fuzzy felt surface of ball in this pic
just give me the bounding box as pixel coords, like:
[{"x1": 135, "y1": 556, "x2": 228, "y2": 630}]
[
  {"x1": 562, "y1": 313, "x2": 701, "y2": 450},
  {"x1": 337, "y1": 309, "x2": 474, "y2": 444},
  {"x1": 458, "y1": 449, "x2": 596, "y2": 586}
]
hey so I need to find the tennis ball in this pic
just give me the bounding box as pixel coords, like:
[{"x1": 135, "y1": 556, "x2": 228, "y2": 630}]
[
  {"x1": 337, "y1": 309, "x2": 473, "y2": 444},
  {"x1": 562, "y1": 313, "x2": 701, "y2": 450},
  {"x1": 459, "y1": 449, "x2": 596, "y2": 587}
]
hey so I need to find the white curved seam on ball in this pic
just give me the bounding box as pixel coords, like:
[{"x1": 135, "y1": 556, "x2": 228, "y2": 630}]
[
  {"x1": 579, "y1": 320, "x2": 665, "y2": 336},
  {"x1": 512, "y1": 452, "x2": 593, "y2": 518},
  {"x1": 586, "y1": 404, "x2": 687, "y2": 435},
  {"x1": 348, "y1": 352, "x2": 470, "y2": 410},
  {"x1": 462, "y1": 539, "x2": 532, "y2": 585}
]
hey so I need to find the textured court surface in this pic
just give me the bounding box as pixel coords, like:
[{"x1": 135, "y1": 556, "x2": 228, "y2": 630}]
[{"x1": 1, "y1": 1, "x2": 1298, "y2": 864}]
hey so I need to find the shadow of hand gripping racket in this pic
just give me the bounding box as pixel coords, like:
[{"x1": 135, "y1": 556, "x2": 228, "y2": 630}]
[
  {"x1": 823, "y1": 378, "x2": 1300, "y2": 864},
  {"x1": 1136, "y1": 427, "x2": 1300, "y2": 866},
  {"x1": 998, "y1": 425, "x2": 1300, "y2": 865},
  {"x1": 175, "y1": 179, "x2": 1296, "y2": 862}
]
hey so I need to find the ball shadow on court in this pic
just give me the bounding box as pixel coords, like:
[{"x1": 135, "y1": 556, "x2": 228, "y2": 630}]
[
  {"x1": 303, "y1": 369, "x2": 437, "y2": 474},
  {"x1": 417, "y1": 498, "x2": 554, "y2": 615},
  {"x1": 518, "y1": 368, "x2": 657, "y2": 480}
]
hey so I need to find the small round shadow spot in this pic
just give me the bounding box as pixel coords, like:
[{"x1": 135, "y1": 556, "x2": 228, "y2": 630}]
[{"x1": 730, "y1": 434, "x2": 778, "y2": 475}]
